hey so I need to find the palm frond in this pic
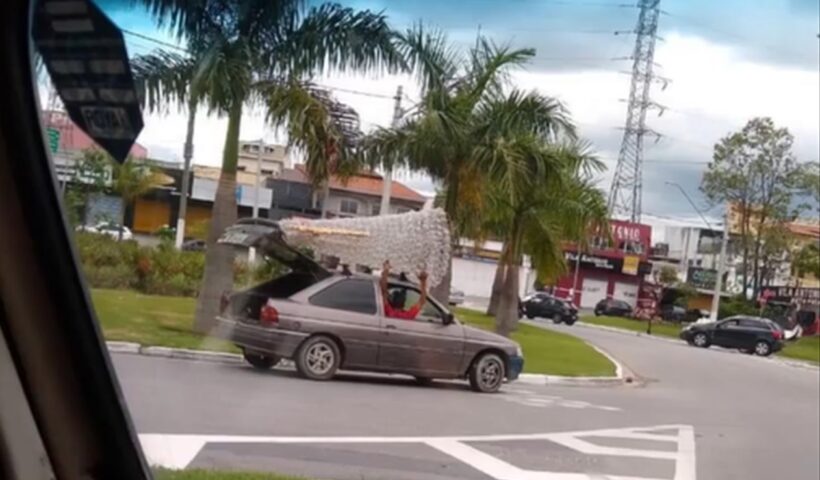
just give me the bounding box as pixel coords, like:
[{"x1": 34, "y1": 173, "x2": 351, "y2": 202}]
[
  {"x1": 474, "y1": 89, "x2": 576, "y2": 143},
  {"x1": 393, "y1": 24, "x2": 460, "y2": 94},
  {"x1": 131, "y1": 50, "x2": 197, "y2": 112},
  {"x1": 273, "y1": 3, "x2": 403, "y2": 78}
]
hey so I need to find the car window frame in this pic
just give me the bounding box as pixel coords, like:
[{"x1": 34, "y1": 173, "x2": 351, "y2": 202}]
[
  {"x1": 384, "y1": 282, "x2": 448, "y2": 324},
  {"x1": 308, "y1": 277, "x2": 378, "y2": 315}
]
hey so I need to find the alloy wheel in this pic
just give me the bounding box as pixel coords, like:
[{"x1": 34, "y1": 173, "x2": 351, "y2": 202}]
[{"x1": 305, "y1": 343, "x2": 335, "y2": 375}]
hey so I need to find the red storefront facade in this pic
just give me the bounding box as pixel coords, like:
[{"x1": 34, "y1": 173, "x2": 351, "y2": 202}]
[{"x1": 551, "y1": 220, "x2": 653, "y2": 309}]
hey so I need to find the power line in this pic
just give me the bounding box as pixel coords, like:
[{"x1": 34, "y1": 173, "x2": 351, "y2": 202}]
[
  {"x1": 542, "y1": 1, "x2": 636, "y2": 7},
  {"x1": 122, "y1": 28, "x2": 188, "y2": 53}
]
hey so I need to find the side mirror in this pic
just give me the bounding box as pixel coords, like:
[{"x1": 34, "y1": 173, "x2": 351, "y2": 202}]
[{"x1": 443, "y1": 313, "x2": 455, "y2": 325}]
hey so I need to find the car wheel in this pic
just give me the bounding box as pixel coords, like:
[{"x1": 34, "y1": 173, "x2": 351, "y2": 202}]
[
  {"x1": 753, "y1": 340, "x2": 772, "y2": 357},
  {"x1": 526, "y1": 313, "x2": 535, "y2": 319},
  {"x1": 564, "y1": 318, "x2": 577, "y2": 326},
  {"x1": 469, "y1": 352, "x2": 506, "y2": 393},
  {"x1": 296, "y1": 336, "x2": 341, "y2": 380},
  {"x1": 692, "y1": 332, "x2": 710, "y2": 348},
  {"x1": 551, "y1": 314, "x2": 562, "y2": 324},
  {"x1": 594, "y1": 309, "x2": 601, "y2": 316},
  {"x1": 243, "y1": 351, "x2": 280, "y2": 370}
]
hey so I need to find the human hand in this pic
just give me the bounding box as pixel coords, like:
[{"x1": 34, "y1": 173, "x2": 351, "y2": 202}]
[
  {"x1": 382, "y1": 260, "x2": 391, "y2": 274},
  {"x1": 418, "y1": 270, "x2": 428, "y2": 282}
]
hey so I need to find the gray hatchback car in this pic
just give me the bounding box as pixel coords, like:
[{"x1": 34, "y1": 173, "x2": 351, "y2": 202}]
[{"x1": 214, "y1": 218, "x2": 524, "y2": 393}]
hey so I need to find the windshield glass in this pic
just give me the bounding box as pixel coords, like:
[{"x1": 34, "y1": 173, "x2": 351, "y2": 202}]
[{"x1": 28, "y1": 0, "x2": 820, "y2": 479}]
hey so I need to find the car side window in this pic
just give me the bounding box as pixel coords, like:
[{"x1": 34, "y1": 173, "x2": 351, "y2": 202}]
[
  {"x1": 739, "y1": 319, "x2": 763, "y2": 329},
  {"x1": 309, "y1": 279, "x2": 377, "y2": 314},
  {"x1": 386, "y1": 285, "x2": 444, "y2": 323},
  {"x1": 719, "y1": 319, "x2": 740, "y2": 329}
]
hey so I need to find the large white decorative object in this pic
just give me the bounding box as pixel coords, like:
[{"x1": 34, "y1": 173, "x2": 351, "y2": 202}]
[{"x1": 280, "y1": 209, "x2": 451, "y2": 287}]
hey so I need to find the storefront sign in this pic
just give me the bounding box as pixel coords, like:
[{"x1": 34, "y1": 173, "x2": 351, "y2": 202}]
[
  {"x1": 758, "y1": 286, "x2": 820, "y2": 306},
  {"x1": 687, "y1": 267, "x2": 717, "y2": 290},
  {"x1": 565, "y1": 251, "x2": 618, "y2": 271},
  {"x1": 623, "y1": 255, "x2": 640, "y2": 276}
]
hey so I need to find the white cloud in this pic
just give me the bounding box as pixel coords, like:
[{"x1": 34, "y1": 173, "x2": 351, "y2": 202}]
[{"x1": 132, "y1": 33, "x2": 819, "y2": 215}]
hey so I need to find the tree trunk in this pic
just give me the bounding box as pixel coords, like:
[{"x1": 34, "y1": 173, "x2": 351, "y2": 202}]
[
  {"x1": 486, "y1": 244, "x2": 509, "y2": 316},
  {"x1": 495, "y1": 262, "x2": 520, "y2": 337},
  {"x1": 320, "y1": 182, "x2": 330, "y2": 218},
  {"x1": 193, "y1": 100, "x2": 242, "y2": 334},
  {"x1": 430, "y1": 254, "x2": 452, "y2": 306}
]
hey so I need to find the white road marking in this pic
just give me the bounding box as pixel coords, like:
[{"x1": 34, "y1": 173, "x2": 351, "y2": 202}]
[
  {"x1": 500, "y1": 391, "x2": 621, "y2": 412},
  {"x1": 139, "y1": 424, "x2": 696, "y2": 480}
]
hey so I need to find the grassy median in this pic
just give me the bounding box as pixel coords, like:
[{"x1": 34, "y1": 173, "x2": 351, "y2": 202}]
[
  {"x1": 456, "y1": 308, "x2": 616, "y2": 377},
  {"x1": 155, "y1": 468, "x2": 309, "y2": 480},
  {"x1": 779, "y1": 336, "x2": 820, "y2": 364},
  {"x1": 91, "y1": 289, "x2": 238, "y2": 353},
  {"x1": 92, "y1": 289, "x2": 616, "y2": 377}
]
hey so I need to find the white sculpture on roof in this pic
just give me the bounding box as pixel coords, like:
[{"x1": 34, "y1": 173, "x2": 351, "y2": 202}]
[{"x1": 280, "y1": 208, "x2": 451, "y2": 287}]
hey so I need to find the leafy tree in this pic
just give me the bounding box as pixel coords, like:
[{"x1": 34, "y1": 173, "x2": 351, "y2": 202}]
[
  {"x1": 63, "y1": 149, "x2": 110, "y2": 226},
  {"x1": 700, "y1": 117, "x2": 815, "y2": 297},
  {"x1": 137, "y1": 0, "x2": 403, "y2": 332},
  {"x1": 792, "y1": 242, "x2": 820, "y2": 286},
  {"x1": 362, "y1": 30, "x2": 573, "y2": 303},
  {"x1": 110, "y1": 157, "x2": 166, "y2": 241},
  {"x1": 657, "y1": 265, "x2": 680, "y2": 286}
]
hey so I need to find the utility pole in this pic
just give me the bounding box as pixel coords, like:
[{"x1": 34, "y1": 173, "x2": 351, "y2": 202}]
[
  {"x1": 607, "y1": 0, "x2": 665, "y2": 222},
  {"x1": 249, "y1": 138, "x2": 264, "y2": 263},
  {"x1": 174, "y1": 100, "x2": 196, "y2": 249},
  {"x1": 380, "y1": 85, "x2": 403, "y2": 215},
  {"x1": 710, "y1": 209, "x2": 730, "y2": 321}
]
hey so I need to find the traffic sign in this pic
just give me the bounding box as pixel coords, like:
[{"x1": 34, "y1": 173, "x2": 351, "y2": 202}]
[
  {"x1": 47, "y1": 127, "x2": 60, "y2": 153},
  {"x1": 32, "y1": 0, "x2": 143, "y2": 163}
]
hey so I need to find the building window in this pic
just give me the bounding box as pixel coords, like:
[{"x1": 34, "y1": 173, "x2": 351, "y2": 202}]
[
  {"x1": 237, "y1": 165, "x2": 247, "y2": 172},
  {"x1": 261, "y1": 169, "x2": 274, "y2": 176},
  {"x1": 340, "y1": 199, "x2": 358, "y2": 215},
  {"x1": 371, "y1": 203, "x2": 381, "y2": 216}
]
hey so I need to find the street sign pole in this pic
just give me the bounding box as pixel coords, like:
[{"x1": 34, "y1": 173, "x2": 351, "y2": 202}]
[{"x1": 710, "y1": 208, "x2": 730, "y2": 322}]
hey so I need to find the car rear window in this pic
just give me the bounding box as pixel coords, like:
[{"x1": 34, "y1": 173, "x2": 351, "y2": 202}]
[{"x1": 309, "y1": 279, "x2": 377, "y2": 314}]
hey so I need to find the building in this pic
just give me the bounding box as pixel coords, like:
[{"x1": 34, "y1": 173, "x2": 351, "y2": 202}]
[
  {"x1": 552, "y1": 220, "x2": 653, "y2": 309},
  {"x1": 237, "y1": 141, "x2": 290, "y2": 177},
  {"x1": 268, "y1": 165, "x2": 427, "y2": 220}
]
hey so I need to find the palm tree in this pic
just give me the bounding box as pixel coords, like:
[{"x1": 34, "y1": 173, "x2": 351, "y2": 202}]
[
  {"x1": 482, "y1": 141, "x2": 609, "y2": 335},
  {"x1": 136, "y1": 0, "x2": 403, "y2": 332},
  {"x1": 110, "y1": 156, "x2": 167, "y2": 241},
  {"x1": 361, "y1": 30, "x2": 574, "y2": 302}
]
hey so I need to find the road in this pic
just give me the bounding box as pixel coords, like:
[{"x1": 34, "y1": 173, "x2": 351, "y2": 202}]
[{"x1": 113, "y1": 322, "x2": 819, "y2": 480}]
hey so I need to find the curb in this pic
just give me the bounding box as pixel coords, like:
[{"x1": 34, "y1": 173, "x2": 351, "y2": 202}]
[{"x1": 105, "y1": 342, "x2": 629, "y2": 386}]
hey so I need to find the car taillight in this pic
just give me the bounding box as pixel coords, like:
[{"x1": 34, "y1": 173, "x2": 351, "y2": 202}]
[
  {"x1": 219, "y1": 291, "x2": 230, "y2": 314},
  {"x1": 260, "y1": 301, "x2": 279, "y2": 327},
  {"x1": 771, "y1": 329, "x2": 782, "y2": 340}
]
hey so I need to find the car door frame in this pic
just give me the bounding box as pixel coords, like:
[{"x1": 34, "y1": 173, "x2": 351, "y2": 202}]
[
  {"x1": 712, "y1": 318, "x2": 743, "y2": 348},
  {"x1": 293, "y1": 276, "x2": 383, "y2": 370},
  {"x1": 376, "y1": 283, "x2": 465, "y2": 378}
]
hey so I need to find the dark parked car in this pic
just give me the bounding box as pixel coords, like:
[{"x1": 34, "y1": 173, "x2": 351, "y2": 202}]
[
  {"x1": 520, "y1": 292, "x2": 578, "y2": 325},
  {"x1": 214, "y1": 218, "x2": 524, "y2": 393},
  {"x1": 181, "y1": 239, "x2": 206, "y2": 251},
  {"x1": 660, "y1": 304, "x2": 686, "y2": 322},
  {"x1": 679, "y1": 316, "x2": 784, "y2": 356},
  {"x1": 594, "y1": 298, "x2": 633, "y2": 317}
]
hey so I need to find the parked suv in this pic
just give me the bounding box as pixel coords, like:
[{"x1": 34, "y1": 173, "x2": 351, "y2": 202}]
[
  {"x1": 680, "y1": 315, "x2": 784, "y2": 356},
  {"x1": 520, "y1": 292, "x2": 578, "y2": 325},
  {"x1": 214, "y1": 218, "x2": 524, "y2": 393},
  {"x1": 594, "y1": 298, "x2": 633, "y2": 317}
]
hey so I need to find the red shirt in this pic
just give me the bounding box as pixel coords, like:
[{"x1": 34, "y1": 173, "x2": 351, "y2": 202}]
[{"x1": 384, "y1": 301, "x2": 421, "y2": 320}]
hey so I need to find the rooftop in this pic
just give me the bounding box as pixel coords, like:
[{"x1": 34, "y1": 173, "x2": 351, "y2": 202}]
[{"x1": 280, "y1": 165, "x2": 427, "y2": 203}]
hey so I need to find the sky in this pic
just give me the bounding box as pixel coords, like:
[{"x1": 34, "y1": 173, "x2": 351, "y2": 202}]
[{"x1": 92, "y1": 0, "x2": 819, "y2": 220}]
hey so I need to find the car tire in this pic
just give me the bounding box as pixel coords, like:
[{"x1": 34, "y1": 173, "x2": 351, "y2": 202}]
[
  {"x1": 468, "y1": 352, "x2": 506, "y2": 393},
  {"x1": 692, "y1": 332, "x2": 710, "y2": 348},
  {"x1": 243, "y1": 351, "x2": 280, "y2": 370},
  {"x1": 564, "y1": 318, "x2": 577, "y2": 326},
  {"x1": 295, "y1": 336, "x2": 341, "y2": 380},
  {"x1": 551, "y1": 314, "x2": 562, "y2": 324},
  {"x1": 594, "y1": 309, "x2": 601, "y2": 316},
  {"x1": 526, "y1": 313, "x2": 535, "y2": 319},
  {"x1": 753, "y1": 340, "x2": 772, "y2": 357}
]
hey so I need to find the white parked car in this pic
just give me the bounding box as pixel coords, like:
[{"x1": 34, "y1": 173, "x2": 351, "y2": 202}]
[{"x1": 76, "y1": 222, "x2": 133, "y2": 241}]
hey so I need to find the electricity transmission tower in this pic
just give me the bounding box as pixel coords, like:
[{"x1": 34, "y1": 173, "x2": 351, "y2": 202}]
[{"x1": 607, "y1": 0, "x2": 665, "y2": 222}]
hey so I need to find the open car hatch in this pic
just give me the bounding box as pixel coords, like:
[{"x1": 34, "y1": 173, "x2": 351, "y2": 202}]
[{"x1": 218, "y1": 218, "x2": 330, "y2": 279}]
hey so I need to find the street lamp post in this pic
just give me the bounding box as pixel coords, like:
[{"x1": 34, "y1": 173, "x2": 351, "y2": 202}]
[
  {"x1": 248, "y1": 138, "x2": 264, "y2": 263},
  {"x1": 665, "y1": 181, "x2": 728, "y2": 322}
]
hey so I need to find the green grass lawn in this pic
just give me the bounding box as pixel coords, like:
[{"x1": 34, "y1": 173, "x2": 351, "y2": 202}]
[
  {"x1": 778, "y1": 336, "x2": 820, "y2": 364},
  {"x1": 456, "y1": 308, "x2": 615, "y2": 377},
  {"x1": 91, "y1": 289, "x2": 237, "y2": 353},
  {"x1": 154, "y1": 468, "x2": 309, "y2": 480},
  {"x1": 581, "y1": 315, "x2": 682, "y2": 339}
]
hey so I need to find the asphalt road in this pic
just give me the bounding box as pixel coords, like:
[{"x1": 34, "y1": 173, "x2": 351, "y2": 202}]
[{"x1": 113, "y1": 322, "x2": 819, "y2": 480}]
